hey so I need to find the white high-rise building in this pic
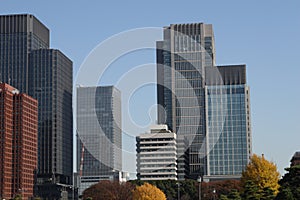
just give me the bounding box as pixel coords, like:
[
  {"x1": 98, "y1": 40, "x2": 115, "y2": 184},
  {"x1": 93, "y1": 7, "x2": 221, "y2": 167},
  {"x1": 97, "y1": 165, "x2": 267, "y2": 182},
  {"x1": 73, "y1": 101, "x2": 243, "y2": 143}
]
[{"x1": 136, "y1": 125, "x2": 177, "y2": 180}]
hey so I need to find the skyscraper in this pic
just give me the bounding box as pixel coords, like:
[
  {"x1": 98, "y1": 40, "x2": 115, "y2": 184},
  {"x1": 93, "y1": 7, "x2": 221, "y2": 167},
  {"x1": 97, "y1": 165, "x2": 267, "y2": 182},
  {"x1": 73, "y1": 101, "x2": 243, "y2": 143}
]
[
  {"x1": 30, "y1": 49, "x2": 73, "y2": 198},
  {"x1": 205, "y1": 65, "x2": 252, "y2": 180},
  {"x1": 157, "y1": 23, "x2": 252, "y2": 181},
  {"x1": 0, "y1": 14, "x2": 49, "y2": 93},
  {"x1": 157, "y1": 23, "x2": 215, "y2": 179},
  {"x1": 0, "y1": 14, "x2": 73, "y2": 198},
  {"x1": 0, "y1": 83, "x2": 38, "y2": 200},
  {"x1": 76, "y1": 86, "x2": 122, "y2": 195}
]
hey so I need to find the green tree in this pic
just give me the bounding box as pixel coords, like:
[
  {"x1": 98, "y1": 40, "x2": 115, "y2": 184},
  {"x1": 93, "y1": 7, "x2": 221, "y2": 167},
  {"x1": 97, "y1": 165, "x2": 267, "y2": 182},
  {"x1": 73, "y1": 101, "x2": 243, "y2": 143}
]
[
  {"x1": 242, "y1": 180, "x2": 261, "y2": 200},
  {"x1": 241, "y1": 154, "x2": 280, "y2": 196},
  {"x1": 13, "y1": 194, "x2": 22, "y2": 200},
  {"x1": 275, "y1": 188, "x2": 294, "y2": 200},
  {"x1": 219, "y1": 194, "x2": 230, "y2": 200},
  {"x1": 261, "y1": 187, "x2": 275, "y2": 200},
  {"x1": 227, "y1": 189, "x2": 241, "y2": 200},
  {"x1": 155, "y1": 180, "x2": 176, "y2": 199},
  {"x1": 180, "y1": 179, "x2": 197, "y2": 200},
  {"x1": 275, "y1": 165, "x2": 300, "y2": 200},
  {"x1": 132, "y1": 182, "x2": 166, "y2": 200}
]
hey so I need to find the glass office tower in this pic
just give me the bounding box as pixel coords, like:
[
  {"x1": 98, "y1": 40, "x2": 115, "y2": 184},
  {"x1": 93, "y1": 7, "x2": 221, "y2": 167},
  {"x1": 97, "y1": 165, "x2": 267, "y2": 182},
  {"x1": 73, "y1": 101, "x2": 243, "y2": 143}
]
[
  {"x1": 0, "y1": 14, "x2": 49, "y2": 93},
  {"x1": 30, "y1": 49, "x2": 73, "y2": 198},
  {"x1": 157, "y1": 23, "x2": 252, "y2": 181},
  {"x1": 77, "y1": 86, "x2": 122, "y2": 196},
  {"x1": 157, "y1": 23, "x2": 215, "y2": 179},
  {"x1": 0, "y1": 14, "x2": 73, "y2": 198},
  {"x1": 205, "y1": 65, "x2": 252, "y2": 180}
]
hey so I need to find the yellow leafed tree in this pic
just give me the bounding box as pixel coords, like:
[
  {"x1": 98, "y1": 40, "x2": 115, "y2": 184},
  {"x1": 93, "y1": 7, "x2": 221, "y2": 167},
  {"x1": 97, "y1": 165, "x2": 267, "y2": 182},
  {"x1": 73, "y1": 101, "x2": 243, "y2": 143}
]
[
  {"x1": 241, "y1": 154, "x2": 280, "y2": 195},
  {"x1": 132, "y1": 182, "x2": 166, "y2": 200}
]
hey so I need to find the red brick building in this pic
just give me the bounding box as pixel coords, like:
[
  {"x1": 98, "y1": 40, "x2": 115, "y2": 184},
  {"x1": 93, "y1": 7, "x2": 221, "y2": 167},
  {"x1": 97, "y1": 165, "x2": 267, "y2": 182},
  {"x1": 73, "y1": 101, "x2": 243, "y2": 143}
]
[{"x1": 0, "y1": 83, "x2": 38, "y2": 199}]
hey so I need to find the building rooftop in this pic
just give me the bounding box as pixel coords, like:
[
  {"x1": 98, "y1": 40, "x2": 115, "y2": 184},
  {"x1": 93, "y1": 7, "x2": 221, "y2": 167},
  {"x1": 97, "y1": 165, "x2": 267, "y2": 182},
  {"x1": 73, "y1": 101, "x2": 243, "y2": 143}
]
[{"x1": 291, "y1": 151, "x2": 300, "y2": 166}]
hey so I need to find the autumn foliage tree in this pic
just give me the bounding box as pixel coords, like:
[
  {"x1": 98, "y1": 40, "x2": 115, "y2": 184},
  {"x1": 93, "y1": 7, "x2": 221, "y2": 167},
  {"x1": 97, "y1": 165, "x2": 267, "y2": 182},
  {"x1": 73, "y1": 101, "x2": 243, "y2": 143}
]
[
  {"x1": 241, "y1": 154, "x2": 280, "y2": 198},
  {"x1": 132, "y1": 182, "x2": 166, "y2": 200},
  {"x1": 82, "y1": 180, "x2": 135, "y2": 200},
  {"x1": 130, "y1": 179, "x2": 198, "y2": 199},
  {"x1": 130, "y1": 179, "x2": 241, "y2": 200},
  {"x1": 201, "y1": 180, "x2": 242, "y2": 200}
]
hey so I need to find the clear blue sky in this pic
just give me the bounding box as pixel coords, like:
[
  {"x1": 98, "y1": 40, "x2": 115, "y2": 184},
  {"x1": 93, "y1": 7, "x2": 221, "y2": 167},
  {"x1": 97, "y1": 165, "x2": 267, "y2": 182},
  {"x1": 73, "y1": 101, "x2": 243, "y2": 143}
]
[{"x1": 1, "y1": 0, "x2": 299, "y2": 176}]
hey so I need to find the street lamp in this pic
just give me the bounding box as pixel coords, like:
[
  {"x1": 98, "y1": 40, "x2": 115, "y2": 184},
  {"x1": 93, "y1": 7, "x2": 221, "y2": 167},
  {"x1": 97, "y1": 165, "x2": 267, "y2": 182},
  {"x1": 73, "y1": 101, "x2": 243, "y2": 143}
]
[
  {"x1": 18, "y1": 188, "x2": 25, "y2": 199},
  {"x1": 213, "y1": 189, "x2": 216, "y2": 200},
  {"x1": 176, "y1": 182, "x2": 180, "y2": 200},
  {"x1": 197, "y1": 176, "x2": 202, "y2": 200}
]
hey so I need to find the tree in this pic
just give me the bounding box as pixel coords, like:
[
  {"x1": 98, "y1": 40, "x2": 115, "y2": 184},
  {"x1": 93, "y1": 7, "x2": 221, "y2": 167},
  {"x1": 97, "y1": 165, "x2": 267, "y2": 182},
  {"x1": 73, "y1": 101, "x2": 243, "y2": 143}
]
[
  {"x1": 242, "y1": 180, "x2": 262, "y2": 200},
  {"x1": 242, "y1": 180, "x2": 275, "y2": 200},
  {"x1": 220, "y1": 195, "x2": 230, "y2": 200},
  {"x1": 130, "y1": 179, "x2": 241, "y2": 200},
  {"x1": 130, "y1": 180, "x2": 174, "y2": 199},
  {"x1": 132, "y1": 182, "x2": 166, "y2": 200},
  {"x1": 275, "y1": 188, "x2": 295, "y2": 200},
  {"x1": 201, "y1": 180, "x2": 242, "y2": 199},
  {"x1": 219, "y1": 190, "x2": 241, "y2": 200},
  {"x1": 13, "y1": 195, "x2": 22, "y2": 200},
  {"x1": 227, "y1": 189, "x2": 242, "y2": 200},
  {"x1": 261, "y1": 187, "x2": 276, "y2": 200},
  {"x1": 130, "y1": 179, "x2": 198, "y2": 200},
  {"x1": 275, "y1": 165, "x2": 300, "y2": 200},
  {"x1": 82, "y1": 180, "x2": 135, "y2": 200},
  {"x1": 180, "y1": 179, "x2": 198, "y2": 200},
  {"x1": 241, "y1": 154, "x2": 280, "y2": 196}
]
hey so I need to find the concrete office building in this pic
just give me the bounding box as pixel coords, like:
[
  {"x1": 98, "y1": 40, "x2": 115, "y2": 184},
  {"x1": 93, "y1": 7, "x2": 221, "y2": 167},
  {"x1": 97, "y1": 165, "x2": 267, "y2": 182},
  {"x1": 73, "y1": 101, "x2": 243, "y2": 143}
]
[
  {"x1": 0, "y1": 83, "x2": 38, "y2": 200},
  {"x1": 76, "y1": 86, "x2": 122, "y2": 196},
  {"x1": 0, "y1": 14, "x2": 73, "y2": 198},
  {"x1": 136, "y1": 125, "x2": 177, "y2": 180}
]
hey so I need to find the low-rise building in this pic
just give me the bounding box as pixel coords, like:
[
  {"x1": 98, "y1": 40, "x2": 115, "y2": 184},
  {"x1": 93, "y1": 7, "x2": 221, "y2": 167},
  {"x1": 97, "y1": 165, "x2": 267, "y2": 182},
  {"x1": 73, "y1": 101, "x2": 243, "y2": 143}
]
[{"x1": 136, "y1": 125, "x2": 177, "y2": 180}]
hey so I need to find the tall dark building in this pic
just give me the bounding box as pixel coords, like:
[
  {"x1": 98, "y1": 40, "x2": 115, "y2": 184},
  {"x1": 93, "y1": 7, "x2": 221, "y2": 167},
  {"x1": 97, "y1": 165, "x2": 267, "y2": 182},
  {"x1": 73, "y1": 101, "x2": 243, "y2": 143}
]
[
  {"x1": 0, "y1": 14, "x2": 73, "y2": 198},
  {"x1": 76, "y1": 86, "x2": 122, "y2": 196},
  {"x1": 0, "y1": 14, "x2": 49, "y2": 93},
  {"x1": 30, "y1": 49, "x2": 73, "y2": 198},
  {"x1": 157, "y1": 23, "x2": 215, "y2": 179},
  {"x1": 0, "y1": 83, "x2": 38, "y2": 200},
  {"x1": 157, "y1": 23, "x2": 252, "y2": 181}
]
